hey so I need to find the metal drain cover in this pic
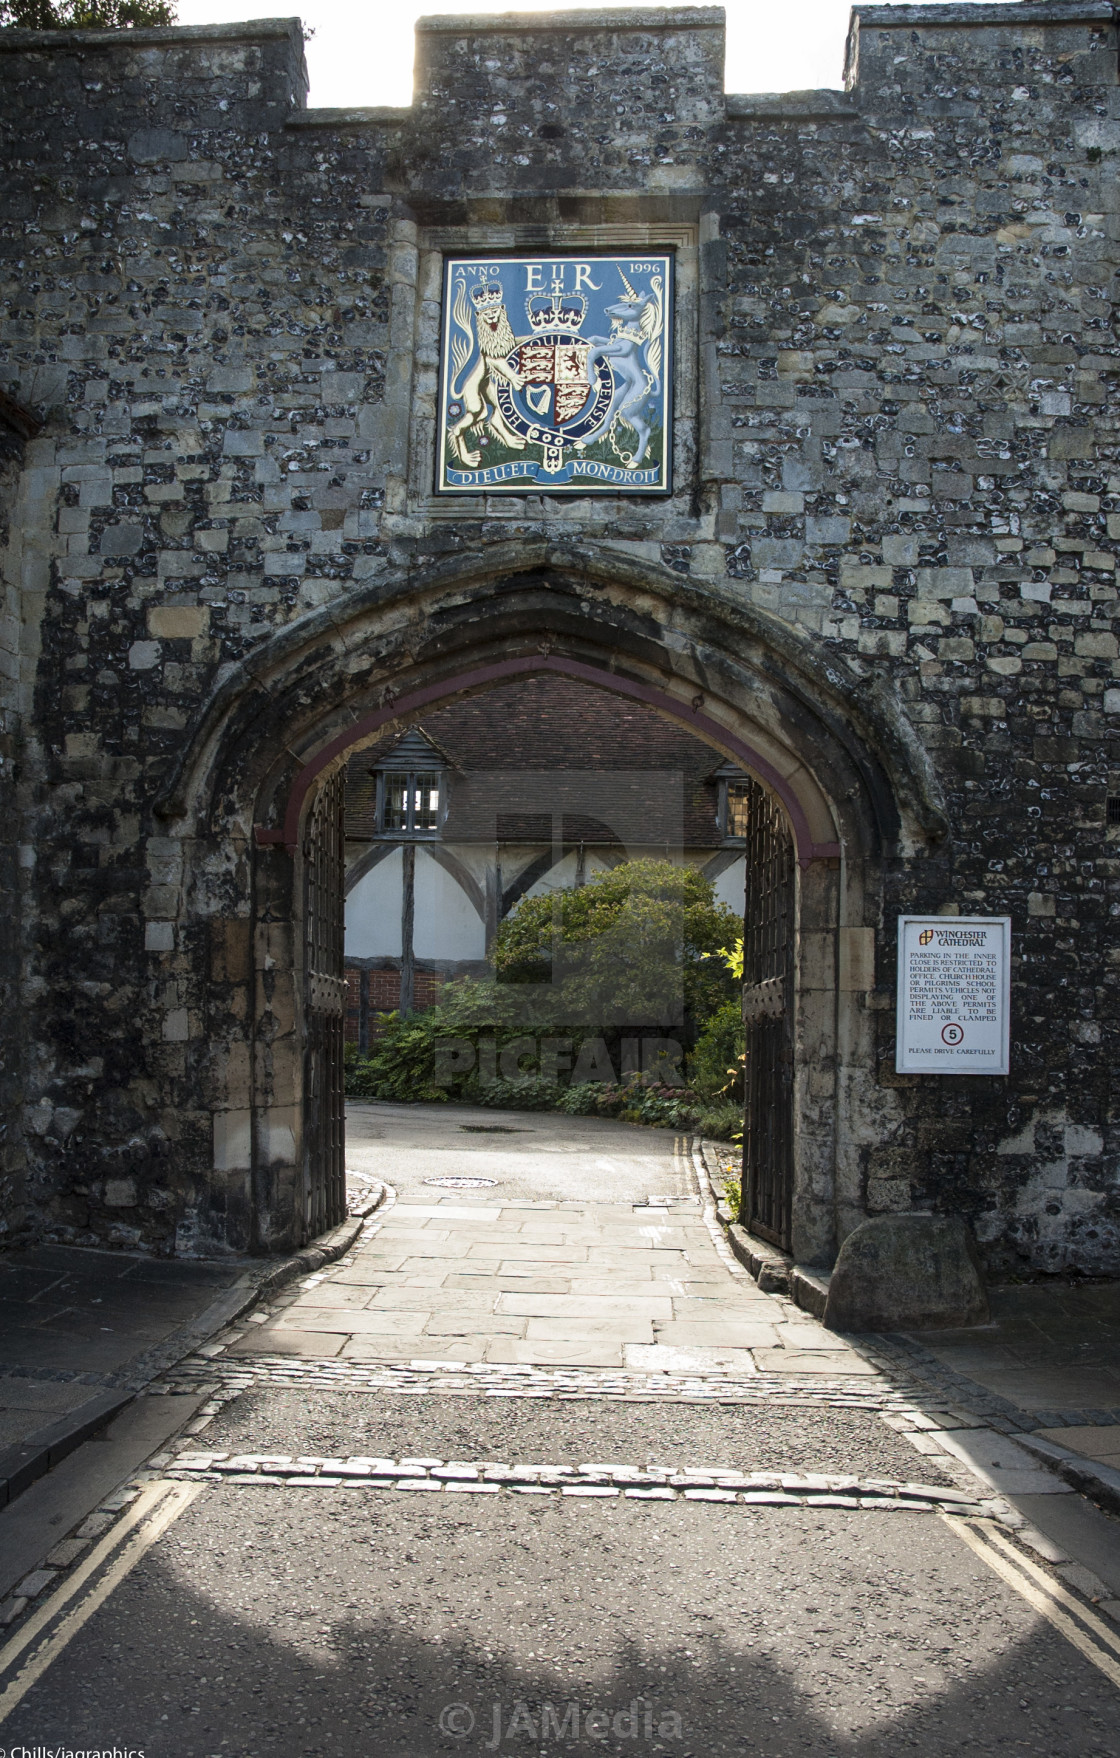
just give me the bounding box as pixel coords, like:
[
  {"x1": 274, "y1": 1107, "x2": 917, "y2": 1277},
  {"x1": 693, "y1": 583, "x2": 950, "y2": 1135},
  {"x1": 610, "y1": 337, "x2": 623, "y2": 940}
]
[{"x1": 424, "y1": 1176, "x2": 498, "y2": 1189}]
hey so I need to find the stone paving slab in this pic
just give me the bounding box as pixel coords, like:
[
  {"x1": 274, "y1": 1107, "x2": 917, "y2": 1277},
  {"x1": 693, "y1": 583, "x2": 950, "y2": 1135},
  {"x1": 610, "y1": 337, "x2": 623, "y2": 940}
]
[
  {"x1": 0, "y1": 1246, "x2": 251, "y2": 1443},
  {"x1": 366, "y1": 1289, "x2": 504, "y2": 1313},
  {"x1": 465, "y1": 1242, "x2": 591, "y2": 1262},
  {"x1": 1036, "y1": 1426, "x2": 1120, "y2": 1469},
  {"x1": 337, "y1": 1339, "x2": 489, "y2": 1363},
  {"x1": 935, "y1": 1428, "x2": 1074, "y2": 1496},
  {"x1": 522, "y1": 1318, "x2": 656, "y2": 1344},
  {"x1": 485, "y1": 1339, "x2": 635, "y2": 1366},
  {"x1": 751, "y1": 1349, "x2": 880, "y2": 1376},
  {"x1": 624, "y1": 1344, "x2": 759, "y2": 1374},
  {"x1": 654, "y1": 1322, "x2": 780, "y2": 1348},
  {"x1": 494, "y1": 1293, "x2": 675, "y2": 1319},
  {"x1": 425, "y1": 1313, "x2": 528, "y2": 1336},
  {"x1": 935, "y1": 1366, "x2": 1120, "y2": 1412},
  {"x1": 370, "y1": 1230, "x2": 456, "y2": 1248},
  {"x1": 447, "y1": 1275, "x2": 574, "y2": 1294},
  {"x1": 225, "y1": 1110, "x2": 885, "y2": 1379},
  {"x1": 299, "y1": 1284, "x2": 382, "y2": 1309},
  {"x1": 273, "y1": 1310, "x2": 430, "y2": 1336},
  {"x1": 578, "y1": 1253, "x2": 696, "y2": 1272},
  {"x1": 904, "y1": 1283, "x2": 1120, "y2": 1418},
  {"x1": 532, "y1": 1276, "x2": 673, "y2": 1296}
]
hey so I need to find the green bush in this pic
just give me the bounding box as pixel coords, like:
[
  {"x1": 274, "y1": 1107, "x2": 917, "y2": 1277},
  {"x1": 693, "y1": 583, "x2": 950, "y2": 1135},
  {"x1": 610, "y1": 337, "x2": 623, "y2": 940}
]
[
  {"x1": 344, "y1": 861, "x2": 745, "y2": 1106},
  {"x1": 473, "y1": 1076, "x2": 565, "y2": 1111},
  {"x1": 687, "y1": 998, "x2": 745, "y2": 1100},
  {"x1": 345, "y1": 1014, "x2": 448, "y2": 1102},
  {"x1": 624, "y1": 1083, "x2": 700, "y2": 1128},
  {"x1": 556, "y1": 1076, "x2": 699, "y2": 1130},
  {"x1": 347, "y1": 1017, "x2": 745, "y2": 1143},
  {"x1": 554, "y1": 1081, "x2": 603, "y2": 1117},
  {"x1": 343, "y1": 977, "x2": 560, "y2": 1102},
  {"x1": 695, "y1": 1101, "x2": 743, "y2": 1145},
  {"x1": 721, "y1": 1172, "x2": 743, "y2": 1221},
  {"x1": 0, "y1": 0, "x2": 175, "y2": 25}
]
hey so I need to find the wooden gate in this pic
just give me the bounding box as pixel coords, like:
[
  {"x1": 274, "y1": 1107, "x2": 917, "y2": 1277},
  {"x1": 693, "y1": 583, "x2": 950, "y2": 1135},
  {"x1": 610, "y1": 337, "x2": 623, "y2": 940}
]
[
  {"x1": 741, "y1": 776, "x2": 796, "y2": 1251},
  {"x1": 302, "y1": 769, "x2": 347, "y2": 1240}
]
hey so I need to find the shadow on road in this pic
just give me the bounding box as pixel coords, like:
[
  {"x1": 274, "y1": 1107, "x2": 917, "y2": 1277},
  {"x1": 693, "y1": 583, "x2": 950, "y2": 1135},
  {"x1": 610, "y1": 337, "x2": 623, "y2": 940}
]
[{"x1": 3, "y1": 1488, "x2": 1114, "y2": 1757}]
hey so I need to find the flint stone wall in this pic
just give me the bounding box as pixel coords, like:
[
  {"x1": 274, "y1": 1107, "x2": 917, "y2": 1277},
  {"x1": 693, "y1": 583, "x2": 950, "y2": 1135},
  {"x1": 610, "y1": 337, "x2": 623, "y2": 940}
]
[{"x1": 0, "y1": 3, "x2": 1118, "y2": 1270}]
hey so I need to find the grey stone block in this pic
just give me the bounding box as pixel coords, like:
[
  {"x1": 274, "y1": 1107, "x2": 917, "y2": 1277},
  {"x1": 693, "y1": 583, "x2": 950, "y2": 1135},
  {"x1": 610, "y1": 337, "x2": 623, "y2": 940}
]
[
  {"x1": 127, "y1": 129, "x2": 187, "y2": 163},
  {"x1": 100, "y1": 524, "x2": 145, "y2": 556},
  {"x1": 823, "y1": 1215, "x2": 989, "y2": 1332}
]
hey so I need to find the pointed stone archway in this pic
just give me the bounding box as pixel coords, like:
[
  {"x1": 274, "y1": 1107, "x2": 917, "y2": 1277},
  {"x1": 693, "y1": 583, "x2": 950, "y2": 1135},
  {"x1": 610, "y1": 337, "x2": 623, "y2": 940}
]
[{"x1": 155, "y1": 543, "x2": 946, "y2": 1263}]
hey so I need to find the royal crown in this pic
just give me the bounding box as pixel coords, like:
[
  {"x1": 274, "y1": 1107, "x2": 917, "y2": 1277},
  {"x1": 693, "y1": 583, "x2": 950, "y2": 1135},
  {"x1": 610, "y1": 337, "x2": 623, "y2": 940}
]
[
  {"x1": 526, "y1": 291, "x2": 586, "y2": 333},
  {"x1": 470, "y1": 281, "x2": 504, "y2": 310}
]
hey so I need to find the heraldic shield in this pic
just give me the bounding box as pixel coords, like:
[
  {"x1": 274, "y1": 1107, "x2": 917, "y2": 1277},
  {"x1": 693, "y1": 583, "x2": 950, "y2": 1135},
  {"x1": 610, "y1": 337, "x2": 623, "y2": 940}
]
[{"x1": 437, "y1": 254, "x2": 673, "y2": 495}]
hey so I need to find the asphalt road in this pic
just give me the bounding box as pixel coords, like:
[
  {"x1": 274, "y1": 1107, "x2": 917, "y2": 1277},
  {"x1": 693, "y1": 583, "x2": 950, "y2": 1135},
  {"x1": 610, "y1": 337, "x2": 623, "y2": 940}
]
[
  {"x1": 345, "y1": 1101, "x2": 693, "y2": 1204},
  {"x1": 199, "y1": 1386, "x2": 954, "y2": 1483},
  {"x1": 3, "y1": 1103, "x2": 1118, "y2": 1755},
  {"x1": 4, "y1": 1489, "x2": 1117, "y2": 1757}
]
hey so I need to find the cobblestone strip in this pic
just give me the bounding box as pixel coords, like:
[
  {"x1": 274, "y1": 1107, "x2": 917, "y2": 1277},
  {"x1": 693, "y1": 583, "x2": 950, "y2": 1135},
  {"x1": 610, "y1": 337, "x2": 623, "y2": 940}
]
[
  {"x1": 151, "y1": 1354, "x2": 916, "y2": 1409},
  {"x1": 3, "y1": 1448, "x2": 1112, "y2": 1654},
  {"x1": 155, "y1": 1448, "x2": 996, "y2": 1517}
]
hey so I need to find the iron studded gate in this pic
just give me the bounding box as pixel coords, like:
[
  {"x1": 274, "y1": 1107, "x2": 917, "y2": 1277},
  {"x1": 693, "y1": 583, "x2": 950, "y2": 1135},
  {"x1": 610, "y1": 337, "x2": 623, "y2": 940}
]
[
  {"x1": 303, "y1": 769, "x2": 347, "y2": 1239},
  {"x1": 741, "y1": 776, "x2": 796, "y2": 1252}
]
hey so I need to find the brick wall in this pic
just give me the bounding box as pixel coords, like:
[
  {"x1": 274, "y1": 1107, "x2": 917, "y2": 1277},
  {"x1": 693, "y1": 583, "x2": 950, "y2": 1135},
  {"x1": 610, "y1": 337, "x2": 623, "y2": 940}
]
[
  {"x1": 345, "y1": 673, "x2": 728, "y2": 848},
  {"x1": 344, "y1": 966, "x2": 445, "y2": 1046}
]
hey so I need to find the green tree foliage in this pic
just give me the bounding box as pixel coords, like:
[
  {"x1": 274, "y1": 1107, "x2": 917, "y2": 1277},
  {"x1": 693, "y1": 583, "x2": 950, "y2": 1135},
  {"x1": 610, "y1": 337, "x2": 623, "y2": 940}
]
[
  {"x1": 1, "y1": 0, "x2": 175, "y2": 28},
  {"x1": 492, "y1": 858, "x2": 741, "y2": 1030},
  {"x1": 687, "y1": 998, "x2": 745, "y2": 1101},
  {"x1": 346, "y1": 864, "x2": 744, "y2": 1142},
  {"x1": 706, "y1": 935, "x2": 743, "y2": 980}
]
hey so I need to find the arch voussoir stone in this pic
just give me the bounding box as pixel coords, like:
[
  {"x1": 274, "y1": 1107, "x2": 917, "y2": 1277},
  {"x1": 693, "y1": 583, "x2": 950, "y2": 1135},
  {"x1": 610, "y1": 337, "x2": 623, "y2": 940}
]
[{"x1": 157, "y1": 543, "x2": 947, "y2": 858}]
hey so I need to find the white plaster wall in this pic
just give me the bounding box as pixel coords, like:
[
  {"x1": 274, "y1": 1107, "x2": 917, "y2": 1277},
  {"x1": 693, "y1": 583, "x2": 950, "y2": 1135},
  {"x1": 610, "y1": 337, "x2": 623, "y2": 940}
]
[
  {"x1": 518, "y1": 849, "x2": 741, "y2": 906},
  {"x1": 414, "y1": 849, "x2": 486, "y2": 959},
  {"x1": 712, "y1": 858, "x2": 746, "y2": 914},
  {"x1": 344, "y1": 847, "x2": 403, "y2": 957},
  {"x1": 521, "y1": 849, "x2": 614, "y2": 898}
]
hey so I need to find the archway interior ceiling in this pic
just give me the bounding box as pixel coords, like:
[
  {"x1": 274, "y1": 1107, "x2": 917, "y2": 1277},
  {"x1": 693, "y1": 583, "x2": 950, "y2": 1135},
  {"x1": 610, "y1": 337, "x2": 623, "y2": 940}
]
[
  {"x1": 256, "y1": 653, "x2": 843, "y2": 867},
  {"x1": 163, "y1": 554, "x2": 938, "y2": 861}
]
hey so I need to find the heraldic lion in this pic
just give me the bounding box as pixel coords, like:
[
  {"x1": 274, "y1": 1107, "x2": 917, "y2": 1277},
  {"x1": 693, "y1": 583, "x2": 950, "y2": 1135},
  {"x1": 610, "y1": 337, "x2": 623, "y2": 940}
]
[{"x1": 447, "y1": 280, "x2": 527, "y2": 468}]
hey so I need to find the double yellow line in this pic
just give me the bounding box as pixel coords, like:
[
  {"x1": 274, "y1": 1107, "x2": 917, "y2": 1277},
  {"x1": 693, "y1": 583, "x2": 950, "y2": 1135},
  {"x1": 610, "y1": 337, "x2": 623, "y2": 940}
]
[
  {"x1": 2, "y1": 1484, "x2": 1117, "y2": 1721},
  {"x1": 0, "y1": 1479, "x2": 199, "y2": 1727},
  {"x1": 948, "y1": 1515, "x2": 1120, "y2": 1689}
]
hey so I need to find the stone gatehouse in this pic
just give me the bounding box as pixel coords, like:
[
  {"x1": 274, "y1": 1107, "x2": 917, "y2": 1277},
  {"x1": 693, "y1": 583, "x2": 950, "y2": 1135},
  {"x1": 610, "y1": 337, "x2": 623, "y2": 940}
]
[{"x1": 1, "y1": 2, "x2": 1118, "y2": 1274}]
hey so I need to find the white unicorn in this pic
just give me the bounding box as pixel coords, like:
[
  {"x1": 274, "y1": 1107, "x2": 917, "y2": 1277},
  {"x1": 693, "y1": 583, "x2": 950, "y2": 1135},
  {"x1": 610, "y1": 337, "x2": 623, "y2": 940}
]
[{"x1": 581, "y1": 269, "x2": 665, "y2": 469}]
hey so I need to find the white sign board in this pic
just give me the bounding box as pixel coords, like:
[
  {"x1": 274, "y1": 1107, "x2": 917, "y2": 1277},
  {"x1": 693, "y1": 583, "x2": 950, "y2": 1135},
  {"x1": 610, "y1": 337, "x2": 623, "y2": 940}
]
[{"x1": 896, "y1": 916, "x2": 1010, "y2": 1075}]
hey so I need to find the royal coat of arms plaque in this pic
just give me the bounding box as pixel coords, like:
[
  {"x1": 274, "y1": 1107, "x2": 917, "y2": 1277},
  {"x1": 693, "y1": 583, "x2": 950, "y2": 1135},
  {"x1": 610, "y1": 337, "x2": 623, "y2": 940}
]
[{"x1": 436, "y1": 253, "x2": 673, "y2": 495}]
